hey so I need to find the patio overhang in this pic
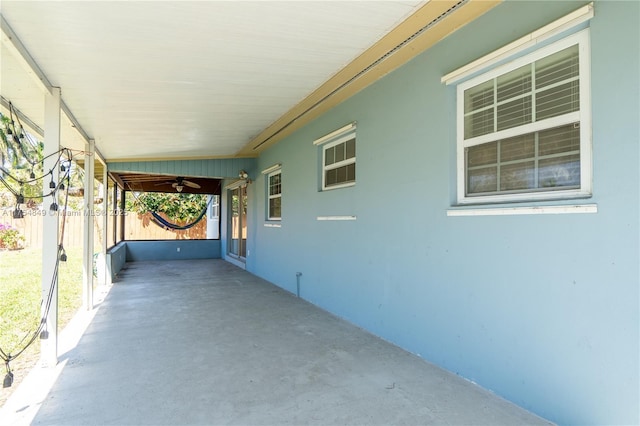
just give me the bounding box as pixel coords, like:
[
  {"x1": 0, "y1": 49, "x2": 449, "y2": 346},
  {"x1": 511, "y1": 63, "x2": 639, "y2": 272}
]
[
  {"x1": 109, "y1": 173, "x2": 222, "y2": 195},
  {"x1": 0, "y1": 0, "x2": 501, "y2": 385},
  {"x1": 1, "y1": 0, "x2": 500, "y2": 163}
]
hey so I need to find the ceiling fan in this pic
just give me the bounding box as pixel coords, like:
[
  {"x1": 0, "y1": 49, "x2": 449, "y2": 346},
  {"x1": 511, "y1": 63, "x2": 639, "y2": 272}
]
[{"x1": 156, "y1": 177, "x2": 201, "y2": 192}]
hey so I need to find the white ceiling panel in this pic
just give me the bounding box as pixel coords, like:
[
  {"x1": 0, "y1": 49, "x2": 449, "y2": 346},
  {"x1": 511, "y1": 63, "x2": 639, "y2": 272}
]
[{"x1": 1, "y1": 1, "x2": 427, "y2": 160}]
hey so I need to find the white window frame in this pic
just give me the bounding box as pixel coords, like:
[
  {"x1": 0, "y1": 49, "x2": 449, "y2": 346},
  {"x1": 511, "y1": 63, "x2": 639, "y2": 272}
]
[
  {"x1": 266, "y1": 168, "x2": 282, "y2": 221},
  {"x1": 314, "y1": 122, "x2": 357, "y2": 191},
  {"x1": 455, "y1": 29, "x2": 592, "y2": 205}
]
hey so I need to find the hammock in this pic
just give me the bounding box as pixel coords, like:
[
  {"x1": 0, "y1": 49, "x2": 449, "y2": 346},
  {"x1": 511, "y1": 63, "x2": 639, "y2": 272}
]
[{"x1": 150, "y1": 197, "x2": 212, "y2": 231}]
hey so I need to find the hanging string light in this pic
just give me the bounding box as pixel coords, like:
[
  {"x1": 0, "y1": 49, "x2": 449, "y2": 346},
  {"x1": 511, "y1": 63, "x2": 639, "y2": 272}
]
[
  {"x1": 12, "y1": 206, "x2": 24, "y2": 219},
  {"x1": 3, "y1": 102, "x2": 41, "y2": 167},
  {"x1": 59, "y1": 244, "x2": 67, "y2": 262},
  {"x1": 0, "y1": 100, "x2": 79, "y2": 387}
]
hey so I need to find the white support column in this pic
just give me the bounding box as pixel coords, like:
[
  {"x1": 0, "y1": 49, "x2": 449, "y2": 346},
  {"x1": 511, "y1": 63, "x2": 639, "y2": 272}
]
[
  {"x1": 206, "y1": 195, "x2": 220, "y2": 240},
  {"x1": 41, "y1": 87, "x2": 61, "y2": 367},
  {"x1": 82, "y1": 140, "x2": 95, "y2": 310},
  {"x1": 101, "y1": 161, "x2": 109, "y2": 286}
]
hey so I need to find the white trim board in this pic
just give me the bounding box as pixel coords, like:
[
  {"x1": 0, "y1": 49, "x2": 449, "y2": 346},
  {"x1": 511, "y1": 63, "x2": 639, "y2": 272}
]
[
  {"x1": 261, "y1": 164, "x2": 281, "y2": 175},
  {"x1": 447, "y1": 204, "x2": 597, "y2": 217},
  {"x1": 224, "y1": 179, "x2": 247, "y2": 190},
  {"x1": 442, "y1": 2, "x2": 594, "y2": 85},
  {"x1": 313, "y1": 122, "x2": 356, "y2": 146},
  {"x1": 317, "y1": 215, "x2": 357, "y2": 221}
]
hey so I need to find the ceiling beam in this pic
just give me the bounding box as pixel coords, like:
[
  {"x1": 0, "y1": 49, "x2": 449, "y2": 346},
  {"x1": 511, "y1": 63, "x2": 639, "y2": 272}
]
[{"x1": 109, "y1": 171, "x2": 125, "y2": 189}]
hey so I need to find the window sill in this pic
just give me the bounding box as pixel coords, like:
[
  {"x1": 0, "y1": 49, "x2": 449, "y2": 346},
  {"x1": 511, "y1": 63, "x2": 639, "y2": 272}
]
[
  {"x1": 321, "y1": 182, "x2": 355, "y2": 192},
  {"x1": 447, "y1": 204, "x2": 597, "y2": 217},
  {"x1": 457, "y1": 188, "x2": 592, "y2": 206}
]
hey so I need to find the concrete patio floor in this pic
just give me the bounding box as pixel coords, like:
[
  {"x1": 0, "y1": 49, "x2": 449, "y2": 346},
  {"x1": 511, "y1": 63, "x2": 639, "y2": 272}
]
[{"x1": 1, "y1": 259, "x2": 551, "y2": 425}]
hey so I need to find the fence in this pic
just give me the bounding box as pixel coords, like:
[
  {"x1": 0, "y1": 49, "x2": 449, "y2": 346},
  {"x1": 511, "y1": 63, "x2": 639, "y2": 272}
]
[
  {"x1": 125, "y1": 212, "x2": 207, "y2": 241},
  {"x1": 1, "y1": 209, "x2": 206, "y2": 250}
]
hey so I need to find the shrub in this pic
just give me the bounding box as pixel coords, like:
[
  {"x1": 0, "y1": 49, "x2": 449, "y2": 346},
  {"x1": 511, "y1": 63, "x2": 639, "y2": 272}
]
[{"x1": 0, "y1": 223, "x2": 25, "y2": 250}]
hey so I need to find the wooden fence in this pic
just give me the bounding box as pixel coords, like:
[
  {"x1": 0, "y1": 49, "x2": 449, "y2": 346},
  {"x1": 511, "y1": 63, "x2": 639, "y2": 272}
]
[
  {"x1": 1, "y1": 209, "x2": 206, "y2": 250},
  {"x1": 125, "y1": 212, "x2": 207, "y2": 241}
]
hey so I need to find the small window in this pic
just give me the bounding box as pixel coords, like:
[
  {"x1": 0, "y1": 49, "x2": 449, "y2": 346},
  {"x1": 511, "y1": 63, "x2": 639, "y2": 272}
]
[
  {"x1": 267, "y1": 169, "x2": 281, "y2": 220},
  {"x1": 456, "y1": 30, "x2": 591, "y2": 204},
  {"x1": 314, "y1": 123, "x2": 356, "y2": 191}
]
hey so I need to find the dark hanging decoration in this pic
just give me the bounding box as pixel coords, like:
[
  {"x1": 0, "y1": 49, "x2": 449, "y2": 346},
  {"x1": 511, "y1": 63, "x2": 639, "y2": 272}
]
[{"x1": 3, "y1": 362, "x2": 13, "y2": 389}]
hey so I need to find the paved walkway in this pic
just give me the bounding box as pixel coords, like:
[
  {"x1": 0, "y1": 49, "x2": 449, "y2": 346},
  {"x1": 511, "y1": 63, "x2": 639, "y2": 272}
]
[{"x1": 1, "y1": 259, "x2": 551, "y2": 425}]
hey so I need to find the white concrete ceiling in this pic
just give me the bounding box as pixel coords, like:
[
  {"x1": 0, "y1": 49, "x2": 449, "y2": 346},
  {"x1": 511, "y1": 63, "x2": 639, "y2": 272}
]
[{"x1": 1, "y1": 1, "x2": 428, "y2": 161}]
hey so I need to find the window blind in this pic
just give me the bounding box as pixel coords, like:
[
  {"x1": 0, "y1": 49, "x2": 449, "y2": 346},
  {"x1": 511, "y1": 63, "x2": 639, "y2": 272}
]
[{"x1": 464, "y1": 45, "x2": 579, "y2": 140}]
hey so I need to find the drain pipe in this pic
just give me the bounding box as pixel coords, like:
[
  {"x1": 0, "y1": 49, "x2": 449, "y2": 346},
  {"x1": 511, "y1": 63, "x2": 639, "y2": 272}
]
[{"x1": 296, "y1": 272, "x2": 302, "y2": 298}]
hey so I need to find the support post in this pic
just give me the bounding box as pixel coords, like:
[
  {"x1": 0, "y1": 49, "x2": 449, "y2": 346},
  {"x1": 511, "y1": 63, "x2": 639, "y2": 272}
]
[
  {"x1": 206, "y1": 195, "x2": 220, "y2": 239},
  {"x1": 82, "y1": 140, "x2": 95, "y2": 310},
  {"x1": 119, "y1": 189, "x2": 126, "y2": 242},
  {"x1": 112, "y1": 184, "x2": 117, "y2": 245},
  {"x1": 41, "y1": 87, "x2": 61, "y2": 367},
  {"x1": 101, "y1": 161, "x2": 109, "y2": 285}
]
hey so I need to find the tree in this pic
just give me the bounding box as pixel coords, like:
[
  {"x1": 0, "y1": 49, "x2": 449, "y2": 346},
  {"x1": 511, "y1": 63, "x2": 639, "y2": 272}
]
[
  {"x1": 127, "y1": 192, "x2": 207, "y2": 223},
  {"x1": 0, "y1": 113, "x2": 19, "y2": 169},
  {"x1": 0, "y1": 112, "x2": 45, "y2": 208}
]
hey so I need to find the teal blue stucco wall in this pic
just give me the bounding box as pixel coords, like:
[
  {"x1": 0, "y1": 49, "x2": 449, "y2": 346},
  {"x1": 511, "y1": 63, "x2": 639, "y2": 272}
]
[
  {"x1": 125, "y1": 240, "x2": 221, "y2": 262},
  {"x1": 247, "y1": 2, "x2": 639, "y2": 424},
  {"x1": 109, "y1": 158, "x2": 256, "y2": 179},
  {"x1": 107, "y1": 241, "x2": 127, "y2": 281}
]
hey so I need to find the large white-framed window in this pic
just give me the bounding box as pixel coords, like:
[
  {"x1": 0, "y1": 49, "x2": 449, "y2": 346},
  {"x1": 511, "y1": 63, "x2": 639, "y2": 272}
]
[
  {"x1": 455, "y1": 29, "x2": 591, "y2": 204},
  {"x1": 267, "y1": 168, "x2": 282, "y2": 221},
  {"x1": 314, "y1": 123, "x2": 356, "y2": 191}
]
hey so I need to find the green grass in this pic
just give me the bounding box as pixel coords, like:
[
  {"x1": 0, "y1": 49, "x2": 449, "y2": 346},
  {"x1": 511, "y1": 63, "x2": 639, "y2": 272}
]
[{"x1": 0, "y1": 247, "x2": 83, "y2": 361}]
